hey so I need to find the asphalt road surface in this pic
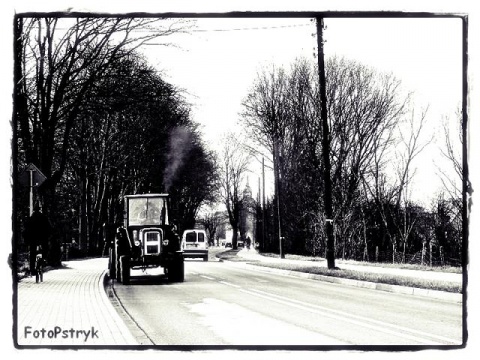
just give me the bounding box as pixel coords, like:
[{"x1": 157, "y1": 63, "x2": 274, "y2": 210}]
[{"x1": 111, "y1": 250, "x2": 463, "y2": 347}]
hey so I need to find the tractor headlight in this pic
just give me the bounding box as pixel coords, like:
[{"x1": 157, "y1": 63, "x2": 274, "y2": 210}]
[
  {"x1": 162, "y1": 239, "x2": 169, "y2": 246},
  {"x1": 134, "y1": 240, "x2": 141, "y2": 247}
]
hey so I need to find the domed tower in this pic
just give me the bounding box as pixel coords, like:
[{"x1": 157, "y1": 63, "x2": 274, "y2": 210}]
[
  {"x1": 240, "y1": 179, "x2": 255, "y2": 244},
  {"x1": 243, "y1": 180, "x2": 252, "y2": 201}
]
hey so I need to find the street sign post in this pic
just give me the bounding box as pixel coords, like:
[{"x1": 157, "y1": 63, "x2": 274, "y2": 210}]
[{"x1": 19, "y1": 163, "x2": 46, "y2": 216}]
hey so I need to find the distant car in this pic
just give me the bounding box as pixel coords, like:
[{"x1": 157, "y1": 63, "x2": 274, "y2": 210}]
[
  {"x1": 181, "y1": 229, "x2": 209, "y2": 261},
  {"x1": 225, "y1": 242, "x2": 232, "y2": 248},
  {"x1": 237, "y1": 240, "x2": 244, "y2": 248}
]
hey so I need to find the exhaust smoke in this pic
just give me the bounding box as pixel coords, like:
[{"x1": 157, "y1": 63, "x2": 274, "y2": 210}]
[{"x1": 163, "y1": 126, "x2": 193, "y2": 192}]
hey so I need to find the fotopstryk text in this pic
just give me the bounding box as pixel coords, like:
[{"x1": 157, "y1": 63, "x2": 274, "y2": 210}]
[{"x1": 24, "y1": 326, "x2": 99, "y2": 342}]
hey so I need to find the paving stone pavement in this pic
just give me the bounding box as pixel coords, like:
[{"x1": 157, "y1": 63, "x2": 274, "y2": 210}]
[{"x1": 15, "y1": 257, "x2": 137, "y2": 347}]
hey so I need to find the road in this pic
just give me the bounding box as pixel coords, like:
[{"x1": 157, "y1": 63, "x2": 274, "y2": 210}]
[{"x1": 111, "y1": 249, "x2": 463, "y2": 347}]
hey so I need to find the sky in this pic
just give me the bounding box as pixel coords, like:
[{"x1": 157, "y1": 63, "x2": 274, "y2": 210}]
[
  {"x1": 145, "y1": 18, "x2": 318, "y2": 143},
  {"x1": 140, "y1": 16, "x2": 463, "y2": 206}
]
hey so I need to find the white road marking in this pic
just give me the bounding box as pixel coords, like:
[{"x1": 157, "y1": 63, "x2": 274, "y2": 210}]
[
  {"x1": 242, "y1": 288, "x2": 460, "y2": 345},
  {"x1": 219, "y1": 281, "x2": 241, "y2": 288},
  {"x1": 199, "y1": 275, "x2": 215, "y2": 280},
  {"x1": 196, "y1": 270, "x2": 461, "y2": 345}
]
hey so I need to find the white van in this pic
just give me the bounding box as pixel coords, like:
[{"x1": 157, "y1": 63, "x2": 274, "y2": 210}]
[{"x1": 181, "y1": 229, "x2": 209, "y2": 261}]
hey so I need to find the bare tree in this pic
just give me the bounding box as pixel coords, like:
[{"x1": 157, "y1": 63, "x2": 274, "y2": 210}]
[
  {"x1": 241, "y1": 66, "x2": 290, "y2": 256},
  {"x1": 198, "y1": 210, "x2": 228, "y2": 246},
  {"x1": 242, "y1": 56, "x2": 409, "y2": 260},
  {"x1": 242, "y1": 59, "x2": 320, "y2": 257},
  {"x1": 241, "y1": 65, "x2": 291, "y2": 151},
  {"x1": 393, "y1": 107, "x2": 433, "y2": 262},
  {"x1": 434, "y1": 111, "x2": 464, "y2": 262},
  {"x1": 16, "y1": 16, "x2": 192, "y2": 209},
  {"x1": 363, "y1": 106, "x2": 433, "y2": 263},
  {"x1": 437, "y1": 112, "x2": 463, "y2": 200},
  {"x1": 322, "y1": 57, "x2": 408, "y2": 261},
  {"x1": 218, "y1": 133, "x2": 251, "y2": 249}
]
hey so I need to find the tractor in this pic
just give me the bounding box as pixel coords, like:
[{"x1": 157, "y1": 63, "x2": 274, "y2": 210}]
[{"x1": 108, "y1": 194, "x2": 184, "y2": 284}]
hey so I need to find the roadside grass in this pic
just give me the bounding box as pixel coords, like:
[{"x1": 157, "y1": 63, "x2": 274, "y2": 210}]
[
  {"x1": 254, "y1": 262, "x2": 462, "y2": 293},
  {"x1": 216, "y1": 250, "x2": 462, "y2": 294},
  {"x1": 261, "y1": 252, "x2": 462, "y2": 274},
  {"x1": 216, "y1": 249, "x2": 247, "y2": 262}
]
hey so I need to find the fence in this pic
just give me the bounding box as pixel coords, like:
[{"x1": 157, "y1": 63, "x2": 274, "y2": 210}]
[{"x1": 372, "y1": 248, "x2": 461, "y2": 267}]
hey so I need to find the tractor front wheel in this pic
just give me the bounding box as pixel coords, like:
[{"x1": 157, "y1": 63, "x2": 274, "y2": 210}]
[
  {"x1": 168, "y1": 256, "x2": 184, "y2": 282},
  {"x1": 119, "y1": 255, "x2": 130, "y2": 285},
  {"x1": 108, "y1": 246, "x2": 117, "y2": 280}
]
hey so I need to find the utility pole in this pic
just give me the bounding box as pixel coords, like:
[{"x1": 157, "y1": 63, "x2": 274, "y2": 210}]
[
  {"x1": 262, "y1": 156, "x2": 266, "y2": 251},
  {"x1": 273, "y1": 139, "x2": 284, "y2": 258},
  {"x1": 316, "y1": 17, "x2": 335, "y2": 269},
  {"x1": 29, "y1": 169, "x2": 34, "y2": 216}
]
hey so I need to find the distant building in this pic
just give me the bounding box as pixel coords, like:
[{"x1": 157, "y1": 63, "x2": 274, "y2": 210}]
[
  {"x1": 240, "y1": 181, "x2": 256, "y2": 243},
  {"x1": 217, "y1": 182, "x2": 257, "y2": 247}
]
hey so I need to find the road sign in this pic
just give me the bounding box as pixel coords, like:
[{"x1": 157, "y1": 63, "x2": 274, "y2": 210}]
[
  {"x1": 19, "y1": 163, "x2": 48, "y2": 216},
  {"x1": 19, "y1": 163, "x2": 47, "y2": 187}
]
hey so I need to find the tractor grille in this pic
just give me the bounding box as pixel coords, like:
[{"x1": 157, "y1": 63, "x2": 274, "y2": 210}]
[
  {"x1": 146, "y1": 232, "x2": 159, "y2": 242},
  {"x1": 143, "y1": 230, "x2": 162, "y2": 255},
  {"x1": 147, "y1": 245, "x2": 159, "y2": 253}
]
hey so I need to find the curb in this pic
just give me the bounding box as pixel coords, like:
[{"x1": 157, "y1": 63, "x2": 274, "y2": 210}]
[
  {"x1": 99, "y1": 270, "x2": 139, "y2": 345},
  {"x1": 222, "y1": 258, "x2": 463, "y2": 303},
  {"x1": 102, "y1": 273, "x2": 156, "y2": 345}
]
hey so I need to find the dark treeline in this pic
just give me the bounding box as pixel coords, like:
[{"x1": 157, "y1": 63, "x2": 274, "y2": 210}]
[
  {"x1": 256, "y1": 195, "x2": 462, "y2": 266},
  {"x1": 243, "y1": 57, "x2": 463, "y2": 267},
  {"x1": 14, "y1": 17, "x2": 217, "y2": 264}
]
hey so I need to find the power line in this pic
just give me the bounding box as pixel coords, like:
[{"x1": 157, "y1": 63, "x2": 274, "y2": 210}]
[
  {"x1": 190, "y1": 23, "x2": 313, "y2": 32},
  {"x1": 24, "y1": 22, "x2": 313, "y2": 34},
  {"x1": 141, "y1": 22, "x2": 314, "y2": 45}
]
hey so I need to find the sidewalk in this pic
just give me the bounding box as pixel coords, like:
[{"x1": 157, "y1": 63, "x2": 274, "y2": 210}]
[
  {"x1": 236, "y1": 248, "x2": 463, "y2": 284},
  {"x1": 15, "y1": 257, "x2": 137, "y2": 347}
]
